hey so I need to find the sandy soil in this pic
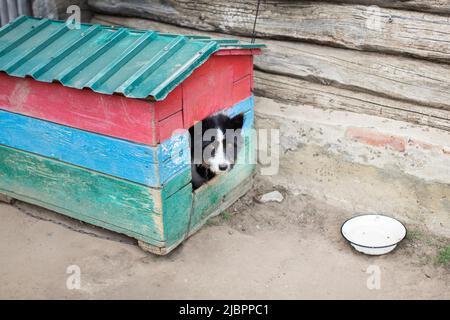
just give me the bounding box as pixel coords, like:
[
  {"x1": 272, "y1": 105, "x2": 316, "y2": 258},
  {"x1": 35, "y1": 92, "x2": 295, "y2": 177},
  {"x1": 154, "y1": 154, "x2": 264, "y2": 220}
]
[{"x1": 0, "y1": 177, "x2": 449, "y2": 299}]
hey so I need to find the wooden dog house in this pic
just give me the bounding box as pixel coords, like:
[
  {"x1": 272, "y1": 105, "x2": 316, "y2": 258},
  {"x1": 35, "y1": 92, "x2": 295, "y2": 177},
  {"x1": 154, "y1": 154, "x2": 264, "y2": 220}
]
[{"x1": 0, "y1": 16, "x2": 263, "y2": 254}]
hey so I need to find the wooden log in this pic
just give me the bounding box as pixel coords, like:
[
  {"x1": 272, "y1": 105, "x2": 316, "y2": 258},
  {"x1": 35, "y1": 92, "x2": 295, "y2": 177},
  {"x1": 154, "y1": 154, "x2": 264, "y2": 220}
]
[
  {"x1": 254, "y1": 71, "x2": 450, "y2": 132},
  {"x1": 92, "y1": 15, "x2": 450, "y2": 122},
  {"x1": 17, "y1": 0, "x2": 32, "y2": 16},
  {"x1": 254, "y1": 40, "x2": 450, "y2": 112},
  {"x1": 6, "y1": 0, "x2": 18, "y2": 22},
  {"x1": 88, "y1": 0, "x2": 450, "y2": 63},
  {"x1": 317, "y1": 1, "x2": 450, "y2": 15},
  {"x1": 0, "y1": 1, "x2": 9, "y2": 26}
]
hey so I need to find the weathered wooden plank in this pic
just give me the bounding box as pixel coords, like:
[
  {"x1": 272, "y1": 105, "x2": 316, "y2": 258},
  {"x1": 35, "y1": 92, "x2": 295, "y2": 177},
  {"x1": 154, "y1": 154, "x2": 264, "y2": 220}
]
[
  {"x1": 0, "y1": 2, "x2": 9, "y2": 27},
  {"x1": 162, "y1": 182, "x2": 193, "y2": 246},
  {"x1": 181, "y1": 55, "x2": 254, "y2": 128},
  {"x1": 254, "y1": 40, "x2": 450, "y2": 112},
  {"x1": 160, "y1": 168, "x2": 191, "y2": 201},
  {"x1": 89, "y1": 1, "x2": 450, "y2": 62},
  {"x1": 254, "y1": 71, "x2": 450, "y2": 132},
  {"x1": 191, "y1": 164, "x2": 255, "y2": 231},
  {"x1": 158, "y1": 110, "x2": 184, "y2": 143},
  {"x1": 6, "y1": 0, "x2": 18, "y2": 22},
  {"x1": 17, "y1": 0, "x2": 32, "y2": 16},
  {"x1": 225, "y1": 96, "x2": 254, "y2": 126},
  {"x1": 0, "y1": 144, "x2": 192, "y2": 244},
  {"x1": 0, "y1": 109, "x2": 190, "y2": 187},
  {"x1": 319, "y1": 1, "x2": 450, "y2": 15},
  {"x1": 157, "y1": 129, "x2": 190, "y2": 186},
  {"x1": 189, "y1": 174, "x2": 254, "y2": 237},
  {"x1": 92, "y1": 15, "x2": 450, "y2": 126}
]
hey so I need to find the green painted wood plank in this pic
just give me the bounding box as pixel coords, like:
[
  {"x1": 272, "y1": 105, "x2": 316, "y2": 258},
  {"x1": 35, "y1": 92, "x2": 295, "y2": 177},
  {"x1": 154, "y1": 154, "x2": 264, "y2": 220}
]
[
  {"x1": 0, "y1": 144, "x2": 191, "y2": 244},
  {"x1": 191, "y1": 163, "x2": 255, "y2": 231},
  {"x1": 161, "y1": 167, "x2": 191, "y2": 199},
  {"x1": 189, "y1": 174, "x2": 253, "y2": 237},
  {"x1": 162, "y1": 182, "x2": 193, "y2": 246}
]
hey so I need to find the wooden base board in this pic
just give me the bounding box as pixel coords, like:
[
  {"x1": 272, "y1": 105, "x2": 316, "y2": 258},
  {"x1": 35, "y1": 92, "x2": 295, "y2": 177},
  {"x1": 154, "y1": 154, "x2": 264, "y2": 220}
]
[{"x1": 0, "y1": 193, "x2": 13, "y2": 204}]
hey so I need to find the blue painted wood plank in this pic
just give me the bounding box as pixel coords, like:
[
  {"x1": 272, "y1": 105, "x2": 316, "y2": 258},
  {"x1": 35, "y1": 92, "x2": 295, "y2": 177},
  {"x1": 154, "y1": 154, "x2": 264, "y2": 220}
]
[
  {"x1": 225, "y1": 95, "x2": 254, "y2": 118},
  {"x1": 0, "y1": 109, "x2": 189, "y2": 187},
  {"x1": 158, "y1": 132, "x2": 191, "y2": 185}
]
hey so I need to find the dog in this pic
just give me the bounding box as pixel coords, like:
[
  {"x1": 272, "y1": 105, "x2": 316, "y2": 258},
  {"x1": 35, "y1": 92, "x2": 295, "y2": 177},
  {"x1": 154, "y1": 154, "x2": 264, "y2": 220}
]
[{"x1": 189, "y1": 112, "x2": 244, "y2": 189}]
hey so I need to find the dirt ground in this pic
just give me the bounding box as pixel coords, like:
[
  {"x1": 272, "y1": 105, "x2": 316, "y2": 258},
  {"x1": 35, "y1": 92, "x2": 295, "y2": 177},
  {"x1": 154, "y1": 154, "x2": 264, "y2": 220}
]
[{"x1": 0, "y1": 176, "x2": 449, "y2": 299}]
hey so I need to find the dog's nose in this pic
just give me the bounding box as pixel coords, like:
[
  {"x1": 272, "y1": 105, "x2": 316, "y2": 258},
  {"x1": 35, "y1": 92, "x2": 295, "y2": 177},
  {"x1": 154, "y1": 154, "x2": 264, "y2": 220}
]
[{"x1": 219, "y1": 164, "x2": 228, "y2": 171}]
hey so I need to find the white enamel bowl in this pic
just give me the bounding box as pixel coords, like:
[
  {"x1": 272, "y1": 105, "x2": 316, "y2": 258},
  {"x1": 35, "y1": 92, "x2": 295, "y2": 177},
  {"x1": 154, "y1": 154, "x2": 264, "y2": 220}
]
[{"x1": 341, "y1": 214, "x2": 407, "y2": 255}]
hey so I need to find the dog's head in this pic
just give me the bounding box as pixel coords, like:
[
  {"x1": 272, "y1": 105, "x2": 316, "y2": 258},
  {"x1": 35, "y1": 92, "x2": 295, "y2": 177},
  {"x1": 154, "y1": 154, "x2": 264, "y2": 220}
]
[{"x1": 190, "y1": 112, "x2": 245, "y2": 174}]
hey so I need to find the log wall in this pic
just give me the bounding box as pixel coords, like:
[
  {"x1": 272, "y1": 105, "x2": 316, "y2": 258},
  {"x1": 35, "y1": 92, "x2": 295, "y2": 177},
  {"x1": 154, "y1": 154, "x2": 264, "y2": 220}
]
[
  {"x1": 85, "y1": 1, "x2": 450, "y2": 131},
  {"x1": 32, "y1": 0, "x2": 91, "y2": 22}
]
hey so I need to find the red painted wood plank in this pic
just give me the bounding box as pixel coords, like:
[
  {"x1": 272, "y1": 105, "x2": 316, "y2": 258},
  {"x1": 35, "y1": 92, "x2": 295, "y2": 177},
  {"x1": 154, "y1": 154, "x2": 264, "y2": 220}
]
[
  {"x1": 0, "y1": 73, "x2": 156, "y2": 145},
  {"x1": 158, "y1": 111, "x2": 184, "y2": 143},
  {"x1": 232, "y1": 75, "x2": 252, "y2": 103},
  {"x1": 214, "y1": 48, "x2": 262, "y2": 56},
  {"x1": 153, "y1": 85, "x2": 182, "y2": 121},
  {"x1": 181, "y1": 55, "x2": 254, "y2": 127}
]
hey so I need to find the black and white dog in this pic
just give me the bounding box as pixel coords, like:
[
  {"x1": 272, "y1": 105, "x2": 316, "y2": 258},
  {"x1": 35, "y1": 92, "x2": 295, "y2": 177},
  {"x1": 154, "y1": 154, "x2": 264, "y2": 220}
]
[{"x1": 189, "y1": 112, "x2": 244, "y2": 189}]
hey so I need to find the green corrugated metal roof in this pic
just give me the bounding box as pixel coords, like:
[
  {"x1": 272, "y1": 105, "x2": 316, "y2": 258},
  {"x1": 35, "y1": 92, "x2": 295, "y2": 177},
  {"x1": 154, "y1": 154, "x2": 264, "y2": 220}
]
[{"x1": 0, "y1": 16, "x2": 264, "y2": 100}]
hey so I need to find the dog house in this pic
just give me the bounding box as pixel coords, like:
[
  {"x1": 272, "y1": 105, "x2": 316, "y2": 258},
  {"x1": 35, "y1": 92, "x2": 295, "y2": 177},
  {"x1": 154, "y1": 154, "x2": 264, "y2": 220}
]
[{"x1": 0, "y1": 16, "x2": 263, "y2": 254}]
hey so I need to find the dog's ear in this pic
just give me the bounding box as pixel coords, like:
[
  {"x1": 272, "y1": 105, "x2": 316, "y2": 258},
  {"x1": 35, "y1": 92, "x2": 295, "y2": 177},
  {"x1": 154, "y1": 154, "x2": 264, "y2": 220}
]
[{"x1": 231, "y1": 113, "x2": 244, "y2": 130}]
